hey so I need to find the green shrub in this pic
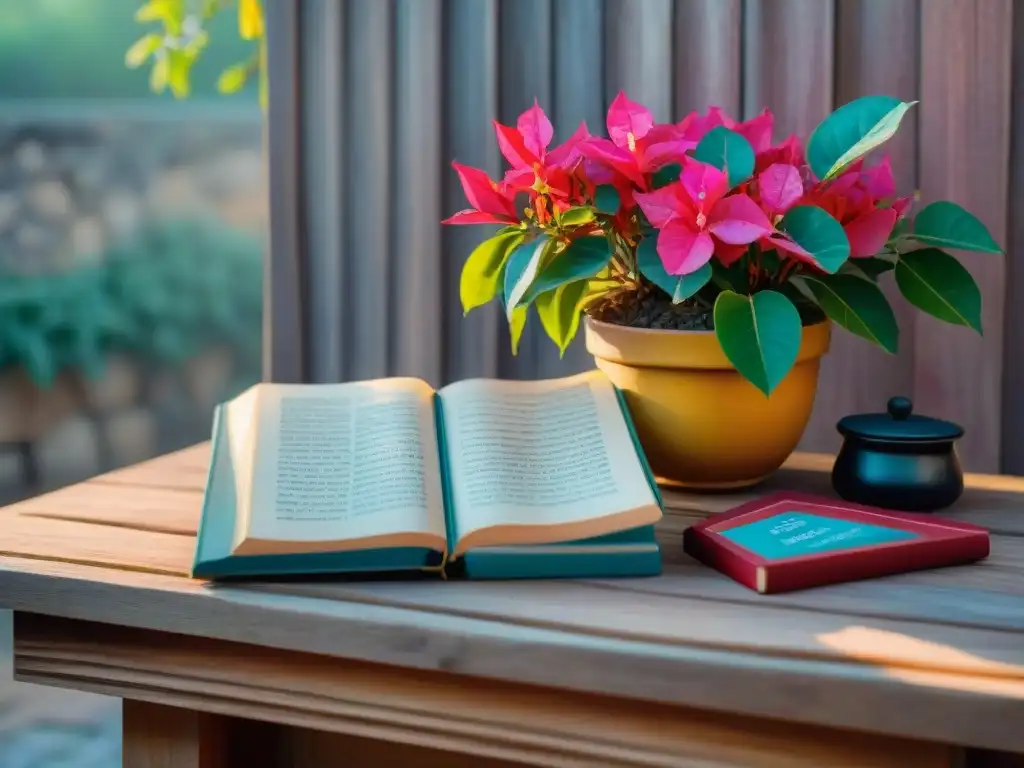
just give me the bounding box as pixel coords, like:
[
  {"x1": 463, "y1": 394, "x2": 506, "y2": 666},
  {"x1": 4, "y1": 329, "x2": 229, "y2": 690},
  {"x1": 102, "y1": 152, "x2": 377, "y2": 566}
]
[{"x1": 0, "y1": 217, "x2": 262, "y2": 388}]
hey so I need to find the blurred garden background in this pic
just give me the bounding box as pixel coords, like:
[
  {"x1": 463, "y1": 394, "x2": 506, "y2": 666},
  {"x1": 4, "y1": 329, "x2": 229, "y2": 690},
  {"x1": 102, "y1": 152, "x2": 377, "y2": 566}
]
[{"x1": 0, "y1": 1, "x2": 265, "y2": 764}]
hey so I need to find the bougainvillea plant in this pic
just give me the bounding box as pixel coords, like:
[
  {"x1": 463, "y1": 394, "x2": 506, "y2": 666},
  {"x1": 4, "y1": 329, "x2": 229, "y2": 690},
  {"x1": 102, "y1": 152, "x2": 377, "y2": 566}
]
[{"x1": 443, "y1": 93, "x2": 1001, "y2": 396}]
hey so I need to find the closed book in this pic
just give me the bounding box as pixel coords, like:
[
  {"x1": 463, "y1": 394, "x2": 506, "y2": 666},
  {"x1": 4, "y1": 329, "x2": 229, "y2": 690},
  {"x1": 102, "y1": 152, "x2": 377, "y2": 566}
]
[{"x1": 683, "y1": 492, "x2": 989, "y2": 594}]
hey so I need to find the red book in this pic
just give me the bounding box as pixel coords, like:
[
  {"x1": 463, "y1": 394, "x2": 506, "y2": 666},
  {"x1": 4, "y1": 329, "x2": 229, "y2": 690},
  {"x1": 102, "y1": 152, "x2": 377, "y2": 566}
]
[{"x1": 683, "y1": 492, "x2": 989, "y2": 594}]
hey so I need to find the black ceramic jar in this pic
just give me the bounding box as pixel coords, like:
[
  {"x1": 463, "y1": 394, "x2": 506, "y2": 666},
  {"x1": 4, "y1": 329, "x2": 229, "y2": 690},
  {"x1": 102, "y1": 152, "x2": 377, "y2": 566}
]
[{"x1": 831, "y1": 396, "x2": 965, "y2": 512}]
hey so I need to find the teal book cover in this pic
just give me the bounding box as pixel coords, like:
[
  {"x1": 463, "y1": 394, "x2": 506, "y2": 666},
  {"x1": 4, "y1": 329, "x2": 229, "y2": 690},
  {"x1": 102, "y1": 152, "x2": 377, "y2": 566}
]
[
  {"x1": 191, "y1": 404, "x2": 443, "y2": 580},
  {"x1": 192, "y1": 372, "x2": 663, "y2": 581}
]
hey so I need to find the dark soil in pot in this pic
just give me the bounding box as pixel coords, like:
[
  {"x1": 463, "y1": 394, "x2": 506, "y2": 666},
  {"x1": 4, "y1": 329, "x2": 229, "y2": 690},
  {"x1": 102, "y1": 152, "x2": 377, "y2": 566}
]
[{"x1": 587, "y1": 287, "x2": 825, "y2": 332}]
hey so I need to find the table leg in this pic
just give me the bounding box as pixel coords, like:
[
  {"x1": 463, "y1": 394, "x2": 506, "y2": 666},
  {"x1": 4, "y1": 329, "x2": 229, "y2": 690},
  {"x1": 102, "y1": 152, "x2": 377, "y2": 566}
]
[{"x1": 123, "y1": 700, "x2": 230, "y2": 768}]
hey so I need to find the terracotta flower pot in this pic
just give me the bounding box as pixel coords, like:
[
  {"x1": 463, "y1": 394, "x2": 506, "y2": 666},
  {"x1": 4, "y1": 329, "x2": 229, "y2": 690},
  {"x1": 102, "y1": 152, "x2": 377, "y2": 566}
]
[{"x1": 584, "y1": 317, "x2": 831, "y2": 490}]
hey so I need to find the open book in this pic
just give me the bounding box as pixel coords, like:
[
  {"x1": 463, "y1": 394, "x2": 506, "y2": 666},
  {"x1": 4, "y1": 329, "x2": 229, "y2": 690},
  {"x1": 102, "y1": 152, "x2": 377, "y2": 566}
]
[{"x1": 192, "y1": 370, "x2": 663, "y2": 580}]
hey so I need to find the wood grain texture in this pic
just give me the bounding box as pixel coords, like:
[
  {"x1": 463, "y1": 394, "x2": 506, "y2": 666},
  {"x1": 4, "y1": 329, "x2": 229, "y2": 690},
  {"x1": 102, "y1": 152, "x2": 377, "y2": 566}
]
[
  {"x1": 392, "y1": 0, "x2": 444, "y2": 385},
  {"x1": 673, "y1": 0, "x2": 742, "y2": 118},
  {"x1": 743, "y1": 0, "x2": 833, "y2": 132},
  {"x1": 1001, "y1": 3, "x2": 1024, "y2": 477},
  {"x1": 605, "y1": 0, "x2": 675, "y2": 121},
  {"x1": 299, "y1": 0, "x2": 346, "y2": 384},
  {"x1": 343, "y1": 0, "x2": 392, "y2": 380},
  {"x1": 263, "y1": 0, "x2": 305, "y2": 383},
  {"x1": 917, "y1": 0, "x2": 1013, "y2": 472},
  {"x1": 123, "y1": 700, "x2": 229, "y2": 768},
  {"x1": 804, "y1": 0, "x2": 921, "y2": 455},
  {"x1": 16, "y1": 614, "x2": 958, "y2": 768},
  {"x1": 442, "y1": 0, "x2": 502, "y2": 382},
  {"x1": 2, "y1": 444, "x2": 1024, "y2": 751}
]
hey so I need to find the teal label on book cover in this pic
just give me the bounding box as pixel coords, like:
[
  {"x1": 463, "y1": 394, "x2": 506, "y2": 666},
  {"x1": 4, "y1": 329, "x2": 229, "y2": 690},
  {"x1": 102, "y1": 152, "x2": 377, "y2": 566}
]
[{"x1": 719, "y1": 511, "x2": 918, "y2": 560}]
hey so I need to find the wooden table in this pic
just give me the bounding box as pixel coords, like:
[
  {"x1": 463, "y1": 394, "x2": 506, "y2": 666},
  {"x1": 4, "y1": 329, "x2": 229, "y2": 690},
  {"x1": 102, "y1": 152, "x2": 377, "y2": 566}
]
[{"x1": 0, "y1": 445, "x2": 1022, "y2": 767}]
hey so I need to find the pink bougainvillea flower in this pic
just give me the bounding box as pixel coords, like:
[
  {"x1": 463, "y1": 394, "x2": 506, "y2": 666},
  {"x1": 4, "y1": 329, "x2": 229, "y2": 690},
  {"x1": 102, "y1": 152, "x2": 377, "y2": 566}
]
[
  {"x1": 891, "y1": 196, "x2": 913, "y2": 218},
  {"x1": 773, "y1": 156, "x2": 902, "y2": 259},
  {"x1": 607, "y1": 90, "x2": 654, "y2": 148},
  {"x1": 733, "y1": 108, "x2": 774, "y2": 153},
  {"x1": 676, "y1": 106, "x2": 774, "y2": 153},
  {"x1": 441, "y1": 162, "x2": 520, "y2": 226},
  {"x1": 842, "y1": 206, "x2": 899, "y2": 257},
  {"x1": 635, "y1": 157, "x2": 774, "y2": 275},
  {"x1": 676, "y1": 106, "x2": 731, "y2": 145},
  {"x1": 580, "y1": 91, "x2": 693, "y2": 188},
  {"x1": 754, "y1": 134, "x2": 805, "y2": 174},
  {"x1": 492, "y1": 100, "x2": 591, "y2": 208},
  {"x1": 757, "y1": 163, "x2": 804, "y2": 215},
  {"x1": 860, "y1": 155, "x2": 896, "y2": 199},
  {"x1": 714, "y1": 239, "x2": 748, "y2": 267}
]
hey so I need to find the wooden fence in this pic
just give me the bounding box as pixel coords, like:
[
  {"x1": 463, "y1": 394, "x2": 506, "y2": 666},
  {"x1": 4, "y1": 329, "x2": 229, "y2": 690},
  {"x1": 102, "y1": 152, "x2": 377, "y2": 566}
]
[{"x1": 264, "y1": 0, "x2": 1021, "y2": 474}]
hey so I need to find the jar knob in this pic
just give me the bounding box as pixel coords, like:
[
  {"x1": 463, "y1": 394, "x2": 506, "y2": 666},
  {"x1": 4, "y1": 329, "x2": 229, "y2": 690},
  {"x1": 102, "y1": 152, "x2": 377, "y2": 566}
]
[{"x1": 887, "y1": 396, "x2": 913, "y2": 421}]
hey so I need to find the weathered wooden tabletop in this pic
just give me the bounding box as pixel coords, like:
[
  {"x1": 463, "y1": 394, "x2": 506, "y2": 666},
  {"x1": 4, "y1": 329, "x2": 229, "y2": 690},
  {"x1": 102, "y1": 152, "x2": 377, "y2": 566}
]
[{"x1": 0, "y1": 443, "x2": 1022, "y2": 762}]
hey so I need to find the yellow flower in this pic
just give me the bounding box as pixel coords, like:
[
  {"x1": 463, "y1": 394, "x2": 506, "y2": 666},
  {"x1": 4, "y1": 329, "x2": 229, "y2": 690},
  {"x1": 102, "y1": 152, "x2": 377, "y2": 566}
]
[{"x1": 239, "y1": 0, "x2": 264, "y2": 40}]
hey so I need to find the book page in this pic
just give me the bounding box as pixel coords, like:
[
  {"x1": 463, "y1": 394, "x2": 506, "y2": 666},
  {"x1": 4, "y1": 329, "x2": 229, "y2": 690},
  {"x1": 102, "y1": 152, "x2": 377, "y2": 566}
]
[
  {"x1": 239, "y1": 378, "x2": 447, "y2": 551},
  {"x1": 439, "y1": 371, "x2": 659, "y2": 552},
  {"x1": 222, "y1": 384, "x2": 262, "y2": 548}
]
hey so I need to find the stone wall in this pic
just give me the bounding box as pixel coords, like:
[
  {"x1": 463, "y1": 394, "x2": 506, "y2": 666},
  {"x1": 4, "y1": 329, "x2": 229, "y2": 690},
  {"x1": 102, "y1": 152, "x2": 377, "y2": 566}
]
[
  {"x1": 0, "y1": 114, "x2": 265, "y2": 500},
  {"x1": 0, "y1": 345, "x2": 246, "y2": 502},
  {"x1": 0, "y1": 117, "x2": 266, "y2": 276}
]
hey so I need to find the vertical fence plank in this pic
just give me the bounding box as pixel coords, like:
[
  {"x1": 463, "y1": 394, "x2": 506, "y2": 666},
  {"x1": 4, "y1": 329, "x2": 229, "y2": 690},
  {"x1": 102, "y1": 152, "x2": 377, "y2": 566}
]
[
  {"x1": 1003, "y1": 4, "x2": 1024, "y2": 475},
  {"x1": 300, "y1": 0, "x2": 346, "y2": 383},
  {"x1": 553, "y1": 0, "x2": 605, "y2": 374},
  {"x1": 744, "y1": 0, "x2": 836, "y2": 452},
  {"x1": 605, "y1": 0, "x2": 675, "y2": 121},
  {"x1": 498, "y1": 0, "x2": 553, "y2": 381},
  {"x1": 802, "y1": 0, "x2": 921, "y2": 451},
  {"x1": 264, "y1": 0, "x2": 305, "y2": 383},
  {"x1": 344, "y1": 0, "x2": 393, "y2": 381},
  {"x1": 393, "y1": 0, "x2": 443, "y2": 385},
  {"x1": 443, "y1": 0, "x2": 502, "y2": 382},
  {"x1": 743, "y1": 0, "x2": 834, "y2": 137},
  {"x1": 673, "y1": 0, "x2": 742, "y2": 118},
  {"x1": 917, "y1": 0, "x2": 1011, "y2": 472}
]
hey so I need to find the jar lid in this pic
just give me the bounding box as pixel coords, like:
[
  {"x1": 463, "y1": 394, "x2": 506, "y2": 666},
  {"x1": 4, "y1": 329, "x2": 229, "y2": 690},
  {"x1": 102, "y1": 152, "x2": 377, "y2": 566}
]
[{"x1": 836, "y1": 397, "x2": 964, "y2": 443}]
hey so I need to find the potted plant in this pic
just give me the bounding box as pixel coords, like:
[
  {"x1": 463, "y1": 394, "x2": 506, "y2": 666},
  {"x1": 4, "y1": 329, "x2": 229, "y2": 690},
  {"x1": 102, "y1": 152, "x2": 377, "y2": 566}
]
[{"x1": 447, "y1": 92, "x2": 1000, "y2": 489}]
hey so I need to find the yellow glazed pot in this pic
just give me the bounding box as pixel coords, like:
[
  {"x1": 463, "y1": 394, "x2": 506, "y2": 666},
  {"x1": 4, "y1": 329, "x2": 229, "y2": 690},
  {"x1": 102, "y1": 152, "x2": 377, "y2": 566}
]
[{"x1": 584, "y1": 316, "x2": 831, "y2": 490}]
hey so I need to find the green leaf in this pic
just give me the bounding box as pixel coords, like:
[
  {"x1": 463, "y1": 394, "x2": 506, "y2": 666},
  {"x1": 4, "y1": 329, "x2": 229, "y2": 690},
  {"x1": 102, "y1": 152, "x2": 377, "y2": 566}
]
[
  {"x1": 7, "y1": 324, "x2": 56, "y2": 389},
  {"x1": 693, "y1": 127, "x2": 755, "y2": 188},
  {"x1": 777, "y1": 205, "x2": 850, "y2": 273},
  {"x1": 509, "y1": 305, "x2": 528, "y2": 355},
  {"x1": 841, "y1": 256, "x2": 895, "y2": 281},
  {"x1": 217, "y1": 62, "x2": 251, "y2": 94},
  {"x1": 459, "y1": 229, "x2": 525, "y2": 314},
  {"x1": 503, "y1": 236, "x2": 556, "y2": 320},
  {"x1": 637, "y1": 235, "x2": 712, "y2": 303},
  {"x1": 126, "y1": 34, "x2": 163, "y2": 68},
  {"x1": 806, "y1": 96, "x2": 916, "y2": 180},
  {"x1": 651, "y1": 164, "x2": 681, "y2": 189},
  {"x1": 536, "y1": 279, "x2": 590, "y2": 355},
  {"x1": 799, "y1": 274, "x2": 899, "y2": 353},
  {"x1": 520, "y1": 236, "x2": 612, "y2": 306},
  {"x1": 911, "y1": 201, "x2": 1002, "y2": 254},
  {"x1": 711, "y1": 258, "x2": 747, "y2": 292},
  {"x1": 594, "y1": 185, "x2": 620, "y2": 214},
  {"x1": 894, "y1": 247, "x2": 982, "y2": 332},
  {"x1": 136, "y1": 0, "x2": 183, "y2": 28},
  {"x1": 167, "y1": 50, "x2": 192, "y2": 98},
  {"x1": 713, "y1": 290, "x2": 803, "y2": 396},
  {"x1": 149, "y1": 54, "x2": 170, "y2": 93},
  {"x1": 559, "y1": 206, "x2": 596, "y2": 227}
]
